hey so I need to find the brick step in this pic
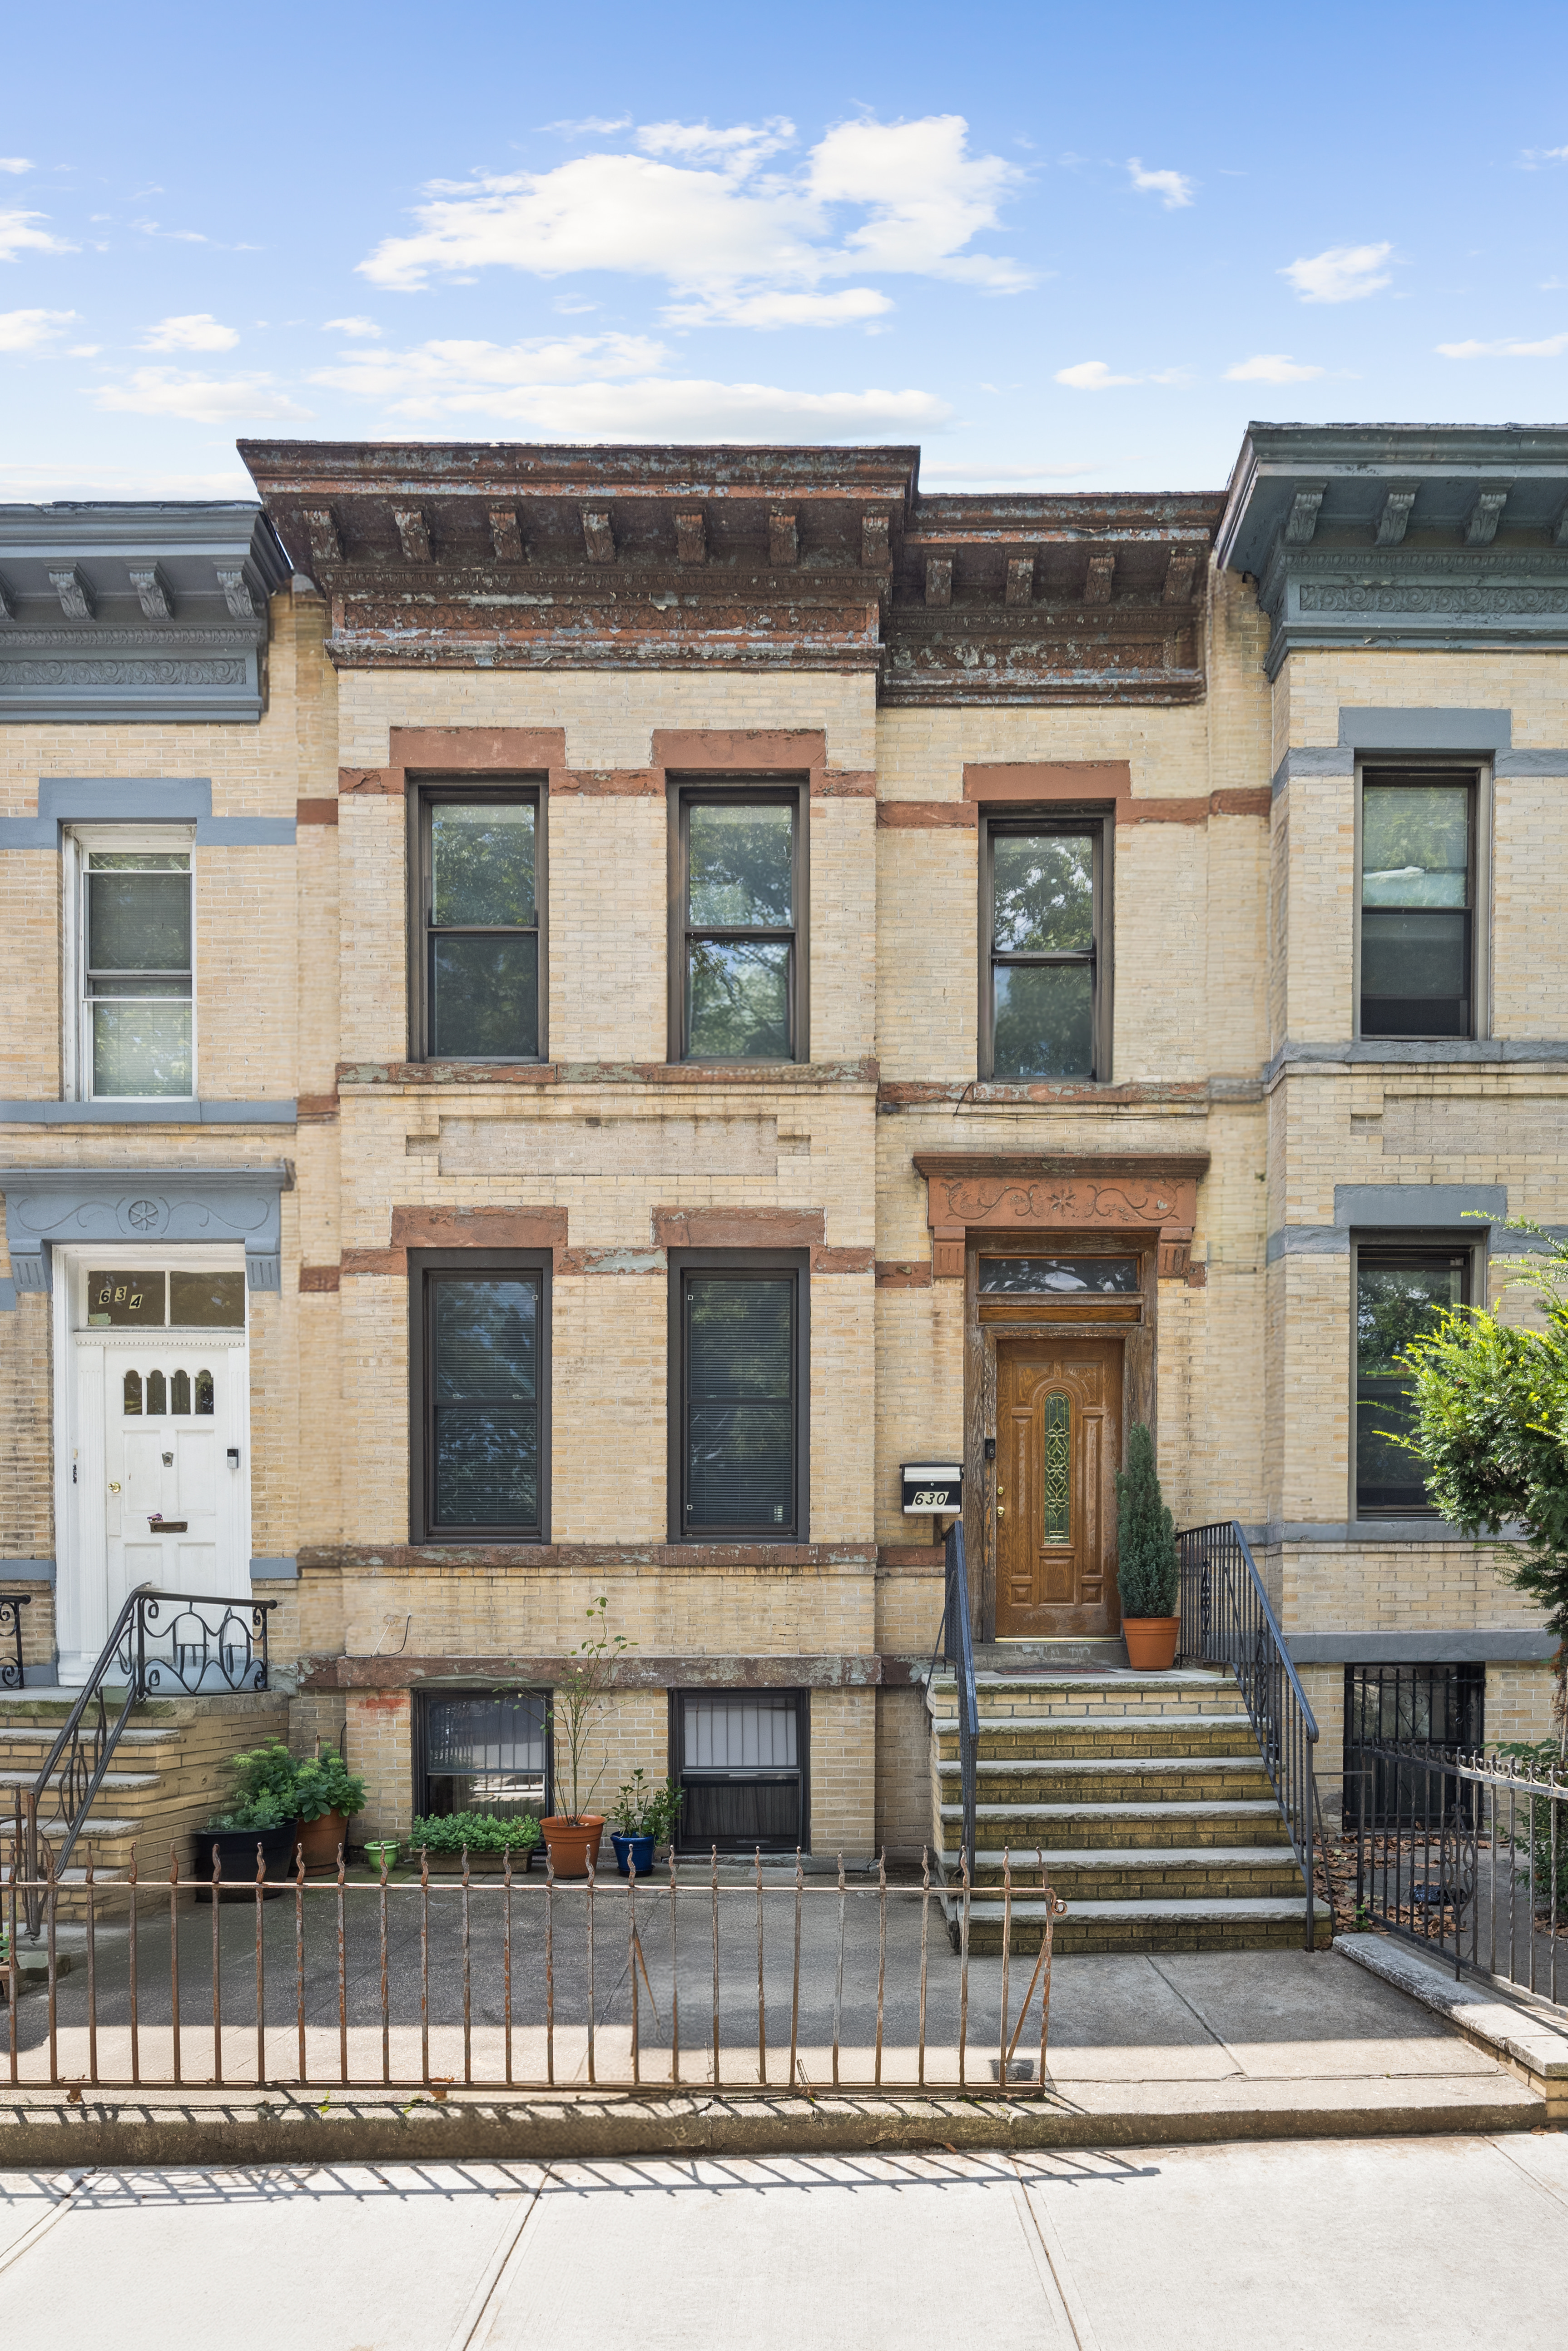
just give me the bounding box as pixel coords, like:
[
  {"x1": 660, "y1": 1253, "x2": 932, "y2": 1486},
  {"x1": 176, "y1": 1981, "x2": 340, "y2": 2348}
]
[
  {"x1": 938, "y1": 1758, "x2": 1277, "y2": 1805},
  {"x1": 0, "y1": 1768, "x2": 162, "y2": 1797},
  {"x1": 951, "y1": 1895, "x2": 1334, "y2": 1955},
  {"x1": 953, "y1": 1847, "x2": 1309, "y2": 1902},
  {"x1": 933, "y1": 1799, "x2": 1289, "y2": 1850},
  {"x1": 933, "y1": 1716, "x2": 1265, "y2": 1763},
  {"x1": 927, "y1": 1672, "x2": 1246, "y2": 1725}
]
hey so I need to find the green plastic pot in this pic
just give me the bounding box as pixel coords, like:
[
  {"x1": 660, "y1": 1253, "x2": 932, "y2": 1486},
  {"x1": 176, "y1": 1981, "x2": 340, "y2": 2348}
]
[{"x1": 363, "y1": 1839, "x2": 400, "y2": 1874}]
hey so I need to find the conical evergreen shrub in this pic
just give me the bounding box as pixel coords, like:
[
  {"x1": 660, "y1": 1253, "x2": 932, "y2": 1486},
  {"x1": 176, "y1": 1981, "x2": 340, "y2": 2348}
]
[{"x1": 1115, "y1": 1422, "x2": 1179, "y2": 1617}]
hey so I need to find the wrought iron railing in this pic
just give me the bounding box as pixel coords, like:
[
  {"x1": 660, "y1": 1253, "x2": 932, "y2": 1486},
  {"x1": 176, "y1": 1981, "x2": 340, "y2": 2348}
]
[
  {"x1": 1347, "y1": 1741, "x2": 1568, "y2": 2004},
  {"x1": 927, "y1": 1520, "x2": 978, "y2": 1880},
  {"x1": 0, "y1": 1839, "x2": 1069, "y2": 2099},
  {"x1": 1175, "y1": 1519, "x2": 1319, "y2": 1950},
  {"x1": 0, "y1": 1595, "x2": 30, "y2": 1692},
  {"x1": 16, "y1": 1586, "x2": 274, "y2": 1938}
]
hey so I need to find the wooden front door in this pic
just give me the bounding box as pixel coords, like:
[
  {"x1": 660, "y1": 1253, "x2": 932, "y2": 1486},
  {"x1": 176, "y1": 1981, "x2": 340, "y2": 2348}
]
[{"x1": 996, "y1": 1337, "x2": 1122, "y2": 1639}]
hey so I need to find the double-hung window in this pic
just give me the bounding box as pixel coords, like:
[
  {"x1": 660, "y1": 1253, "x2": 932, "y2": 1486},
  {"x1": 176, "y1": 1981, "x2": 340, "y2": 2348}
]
[
  {"x1": 1358, "y1": 769, "x2": 1477, "y2": 1039},
  {"x1": 70, "y1": 829, "x2": 194, "y2": 1101},
  {"x1": 409, "y1": 1251, "x2": 550, "y2": 1543},
  {"x1": 674, "y1": 789, "x2": 803, "y2": 1061},
  {"x1": 671, "y1": 1255, "x2": 808, "y2": 1540},
  {"x1": 981, "y1": 816, "x2": 1109, "y2": 1080},
  {"x1": 1353, "y1": 1245, "x2": 1470, "y2": 1515},
  {"x1": 412, "y1": 787, "x2": 543, "y2": 1061}
]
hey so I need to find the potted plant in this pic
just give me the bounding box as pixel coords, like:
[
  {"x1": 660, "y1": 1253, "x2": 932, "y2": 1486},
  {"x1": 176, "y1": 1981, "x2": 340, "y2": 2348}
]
[
  {"x1": 541, "y1": 1597, "x2": 630, "y2": 1877},
  {"x1": 362, "y1": 1838, "x2": 400, "y2": 1875},
  {"x1": 1116, "y1": 1421, "x2": 1182, "y2": 1671},
  {"x1": 609, "y1": 1771, "x2": 683, "y2": 1877},
  {"x1": 409, "y1": 1812, "x2": 542, "y2": 1874},
  {"x1": 197, "y1": 1740, "x2": 299, "y2": 1900},
  {"x1": 292, "y1": 1744, "x2": 367, "y2": 1876}
]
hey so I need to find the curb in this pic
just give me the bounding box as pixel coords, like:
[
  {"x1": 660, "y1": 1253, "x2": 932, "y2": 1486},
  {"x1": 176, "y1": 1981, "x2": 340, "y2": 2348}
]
[
  {"x1": 1335, "y1": 1931, "x2": 1568, "y2": 2121},
  {"x1": 0, "y1": 2079, "x2": 1545, "y2": 2168}
]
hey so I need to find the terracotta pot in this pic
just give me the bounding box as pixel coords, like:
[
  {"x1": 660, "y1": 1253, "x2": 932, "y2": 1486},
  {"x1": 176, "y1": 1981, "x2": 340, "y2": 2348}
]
[
  {"x1": 540, "y1": 1816, "x2": 605, "y2": 1878},
  {"x1": 1121, "y1": 1616, "x2": 1181, "y2": 1672},
  {"x1": 293, "y1": 1808, "x2": 350, "y2": 1876}
]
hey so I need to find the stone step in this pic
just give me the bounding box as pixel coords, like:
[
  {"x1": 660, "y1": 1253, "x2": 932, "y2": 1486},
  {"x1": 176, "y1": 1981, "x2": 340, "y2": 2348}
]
[
  {"x1": 933, "y1": 1799, "x2": 1289, "y2": 1850},
  {"x1": 953, "y1": 1847, "x2": 1310, "y2": 1901},
  {"x1": 950, "y1": 1894, "x2": 1334, "y2": 1955},
  {"x1": 927, "y1": 1671, "x2": 1247, "y2": 1725},
  {"x1": 0, "y1": 1767, "x2": 162, "y2": 1796},
  {"x1": 938, "y1": 1757, "x2": 1277, "y2": 1805},
  {"x1": 933, "y1": 1716, "x2": 1265, "y2": 1763}
]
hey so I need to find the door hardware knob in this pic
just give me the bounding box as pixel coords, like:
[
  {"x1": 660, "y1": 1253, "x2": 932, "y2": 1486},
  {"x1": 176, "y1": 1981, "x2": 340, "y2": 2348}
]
[
  {"x1": 108, "y1": 1482, "x2": 121, "y2": 1494},
  {"x1": 162, "y1": 1452, "x2": 174, "y2": 1467}
]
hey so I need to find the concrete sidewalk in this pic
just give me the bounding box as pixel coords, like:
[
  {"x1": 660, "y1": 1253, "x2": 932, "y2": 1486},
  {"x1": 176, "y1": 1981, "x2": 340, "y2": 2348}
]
[{"x1": 0, "y1": 1944, "x2": 1548, "y2": 2163}]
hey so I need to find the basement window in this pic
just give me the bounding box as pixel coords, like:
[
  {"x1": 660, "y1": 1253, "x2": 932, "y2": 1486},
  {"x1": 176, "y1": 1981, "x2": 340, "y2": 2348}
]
[{"x1": 671, "y1": 1690, "x2": 808, "y2": 1854}]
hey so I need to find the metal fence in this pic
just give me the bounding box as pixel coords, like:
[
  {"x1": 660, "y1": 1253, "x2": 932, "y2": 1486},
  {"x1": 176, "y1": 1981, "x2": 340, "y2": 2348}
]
[
  {"x1": 1, "y1": 1839, "x2": 1067, "y2": 2099},
  {"x1": 0, "y1": 1596, "x2": 29, "y2": 1694},
  {"x1": 1349, "y1": 1741, "x2": 1568, "y2": 2004},
  {"x1": 931, "y1": 1520, "x2": 978, "y2": 1876},
  {"x1": 1175, "y1": 1519, "x2": 1319, "y2": 1950}
]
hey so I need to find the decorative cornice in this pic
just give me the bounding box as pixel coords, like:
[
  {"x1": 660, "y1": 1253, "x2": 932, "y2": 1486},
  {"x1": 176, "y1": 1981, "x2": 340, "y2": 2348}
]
[
  {"x1": 912, "y1": 1151, "x2": 1210, "y2": 1280},
  {"x1": 0, "y1": 1161, "x2": 292, "y2": 1299},
  {"x1": 239, "y1": 440, "x2": 1223, "y2": 708},
  {"x1": 0, "y1": 503, "x2": 291, "y2": 723},
  {"x1": 1217, "y1": 424, "x2": 1568, "y2": 675}
]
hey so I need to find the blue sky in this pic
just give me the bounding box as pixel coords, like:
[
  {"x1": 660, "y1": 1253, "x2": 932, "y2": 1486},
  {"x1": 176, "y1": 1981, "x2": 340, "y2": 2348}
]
[{"x1": 4, "y1": 0, "x2": 1567, "y2": 499}]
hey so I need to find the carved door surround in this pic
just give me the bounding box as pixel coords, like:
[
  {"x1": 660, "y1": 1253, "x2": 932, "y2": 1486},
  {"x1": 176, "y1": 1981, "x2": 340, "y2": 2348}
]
[{"x1": 913, "y1": 1153, "x2": 1209, "y2": 1282}]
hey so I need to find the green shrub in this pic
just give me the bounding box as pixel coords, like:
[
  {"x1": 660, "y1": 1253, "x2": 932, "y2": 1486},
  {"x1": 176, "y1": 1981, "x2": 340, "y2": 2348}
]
[
  {"x1": 610, "y1": 1771, "x2": 683, "y2": 1840},
  {"x1": 291, "y1": 1751, "x2": 366, "y2": 1824},
  {"x1": 1116, "y1": 1422, "x2": 1179, "y2": 1618},
  {"x1": 206, "y1": 1741, "x2": 300, "y2": 1832},
  {"x1": 410, "y1": 1812, "x2": 541, "y2": 1854}
]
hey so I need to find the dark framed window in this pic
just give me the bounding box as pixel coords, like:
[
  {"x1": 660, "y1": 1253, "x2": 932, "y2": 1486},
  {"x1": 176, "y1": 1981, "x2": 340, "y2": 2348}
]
[
  {"x1": 669, "y1": 1689, "x2": 809, "y2": 1854},
  {"x1": 670, "y1": 784, "x2": 805, "y2": 1061},
  {"x1": 1358, "y1": 769, "x2": 1478, "y2": 1039},
  {"x1": 669, "y1": 1252, "x2": 809, "y2": 1541},
  {"x1": 1354, "y1": 1244, "x2": 1471, "y2": 1516},
  {"x1": 410, "y1": 784, "x2": 545, "y2": 1061},
  {"x1": 409, "y1": 1250, "x2": 550, "y2": 1543},
  {"x1": 980, "y1": 813, "x2": 1111, "y2": 1081},
  {"x1": 1343, "y1": 1663, "x2": 1483, "y2": 1829},
  {"x1": 416, "y1": 1690, "x2": 551, "y2": 1820}
]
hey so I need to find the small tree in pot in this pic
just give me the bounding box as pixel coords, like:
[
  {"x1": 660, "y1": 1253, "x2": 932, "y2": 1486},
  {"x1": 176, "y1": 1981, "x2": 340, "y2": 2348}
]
[
  {"x1": 292, "y1": 1746, "x2": 367, "y2": 1876},
  {"x1": 542, "y1": 1597, "x2": 630, "y2": 1877},
  {"x1": 1116, "y1": 1422, "x2": 1181, "y2": 1671}
]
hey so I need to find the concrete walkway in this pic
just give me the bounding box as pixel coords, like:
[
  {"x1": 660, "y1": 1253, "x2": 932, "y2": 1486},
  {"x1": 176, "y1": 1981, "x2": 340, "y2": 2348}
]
[{"x1": 2, "y1": 2134, "x2": 1567, "y2": 2348}]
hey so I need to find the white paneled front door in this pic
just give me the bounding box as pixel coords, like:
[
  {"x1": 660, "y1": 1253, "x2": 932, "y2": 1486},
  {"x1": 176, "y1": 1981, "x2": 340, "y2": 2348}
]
[{"x1": 65, "y1": 1329, "x2": 249, "y2": 1681}]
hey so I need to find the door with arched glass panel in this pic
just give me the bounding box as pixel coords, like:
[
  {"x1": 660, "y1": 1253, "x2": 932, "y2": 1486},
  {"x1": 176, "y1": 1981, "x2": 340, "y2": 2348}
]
[{"x1": 996, "y1": 1338, "x2": 1123, "y2": 1638}]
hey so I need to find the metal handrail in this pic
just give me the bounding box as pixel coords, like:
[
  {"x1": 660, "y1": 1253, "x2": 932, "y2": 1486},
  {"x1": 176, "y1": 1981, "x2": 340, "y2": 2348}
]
[
  {"x1": 18, "y1": 1584, "x2": 275, "y2": 1938},
  {"x1": 941, "y1": 1521, "x2": 978, "y2": 1880},
  {"x1": 1175, "y1": 1519, "x2": 1320, "y2": 1951},
  {"x1": 0, "y1": 1595, "x2": 30, "y2": 1693}
]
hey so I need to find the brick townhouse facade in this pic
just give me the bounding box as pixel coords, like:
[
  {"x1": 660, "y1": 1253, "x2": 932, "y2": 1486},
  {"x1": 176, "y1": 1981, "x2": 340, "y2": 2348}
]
[{"x1": 0, "y1": 420, "x2": 1563, "y2": 1863}]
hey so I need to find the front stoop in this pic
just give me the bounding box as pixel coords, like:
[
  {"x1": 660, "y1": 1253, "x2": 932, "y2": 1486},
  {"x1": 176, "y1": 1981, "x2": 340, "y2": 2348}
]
[
  {"x1": 928, "y1": 1668, "x2": 1332, "y2": 1954},
  {"x1": 0, "y1": 1689, "x2": 290, "y2": 1913}
]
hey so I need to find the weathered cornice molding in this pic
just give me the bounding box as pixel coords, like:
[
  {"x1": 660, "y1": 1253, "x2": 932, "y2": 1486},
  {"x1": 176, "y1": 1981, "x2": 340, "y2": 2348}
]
[
  {"x1": 0, "y1": 503, "x2": 292, "y2": 723},
  {"x1": 1217, "y1": 424, "x2": 1568, "y2": 675},
  {"x1": 239, "y1": 439, "x2": 1224, "y2": 706}
]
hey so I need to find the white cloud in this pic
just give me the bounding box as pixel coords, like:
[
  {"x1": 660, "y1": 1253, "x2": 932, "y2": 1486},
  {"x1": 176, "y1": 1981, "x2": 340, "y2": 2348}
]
[
  {"x1": 0, "y1": 208, "x2": 76, "y2": 263},
  {"x1": 357, "y1": 113, "x2": 1030, "y2": 315},
  {"x1": 545, "y1": 115, "x2": 633, "y2": 138},
  {"x1": 1225, "y1": 352, "x2": 1325, "y2": 382},
  {"x1": 1281, "y1": 242, "x2": 1393, "y2": 303},
  {"x1": 0, "y1": 159, "x2": 34, "y2": 175},
  {"x1": 67, "y1": 342, "x2": 100, "y2": 356},
  {"x1": 1055, "y1": 359, "x2": 1138, "y2": 389},
  {"x1": 0, "y1": 460, "x2": 253, "y2": 498},
  {"x1": 1520, "y1": 145, "x2": 1568, "y2": 168},
  {"x1": 1127, "y1": 158, "x2": 1195, "y2": 209},
  {"x1": 665, "y1": 287, "x2": 893, "y2": 328},
  {"x1": 1437, "y1": 330, "x2": 1568, "y2": 358},
  {"x1": 323, "y1": 315, "x2": 382, "y2": 337},
  {"x1": 90, "y1": 367, "x2": 310, "y2": 422},
  {"x1": 139, "y1": 312, "x2": 240, "y2": 352},
  {"x1": 308, "y1": 328, "x2": 946, "y2": 437},
  {"x1": 0, "y1": 307, "x2": 78, "y2": 351}
]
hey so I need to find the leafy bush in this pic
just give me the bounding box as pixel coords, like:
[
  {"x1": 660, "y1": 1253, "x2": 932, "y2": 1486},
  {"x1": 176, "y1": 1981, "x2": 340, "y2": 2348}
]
[
  {"x1": 610, "y1": 1771, "x2": 683, "y2": 1840},
  {"x1": 1493, "y1": 1742, "x2": 1568, "y2": 1918},
  {"x1": 410, "y1": 1812, "x2": 541, "y2": 1854},
  {"x1": 291, "y1": 1750, "x2": 366, "y2": 1824},
  {"x1": 207, "y1": 1741, "x2": 301, "y2": 1832},
  {"x1": 1116, "y1": 1422, "x2": 1179, "y2": 1618}
]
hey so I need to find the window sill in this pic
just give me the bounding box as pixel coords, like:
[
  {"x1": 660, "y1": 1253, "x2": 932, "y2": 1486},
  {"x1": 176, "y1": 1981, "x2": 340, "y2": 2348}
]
[{"x1": 0, "y1": 1100, "x2": 296, "y2": 1125}]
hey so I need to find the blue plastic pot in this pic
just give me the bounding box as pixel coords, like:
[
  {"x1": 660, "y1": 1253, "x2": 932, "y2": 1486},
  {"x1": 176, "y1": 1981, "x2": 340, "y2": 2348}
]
[{"x1": 611, "y1": 1830, "x2": 656, "y2": 1879}]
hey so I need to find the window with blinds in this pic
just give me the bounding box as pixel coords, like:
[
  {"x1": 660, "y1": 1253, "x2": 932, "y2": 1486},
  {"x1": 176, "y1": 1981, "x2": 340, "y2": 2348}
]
[{"x1": 672, "y1": 1691, "x2": 807, "y2": 1854}]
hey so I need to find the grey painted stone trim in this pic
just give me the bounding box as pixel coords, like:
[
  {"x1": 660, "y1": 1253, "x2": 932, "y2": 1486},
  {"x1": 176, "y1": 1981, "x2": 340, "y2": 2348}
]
[
  {"x1": 1270, "y1": 745, "x2": 1355, "y2": 794},
  {"x1": 1496, "y1": 750, "x2": 1568, "y2": 775},
  {"x1": 1337, "y1": 708, "x2": 1512, "y2": 751},
  {"x1": 249, "y1": 1557, "x2": 298, "y2": 1583},
  {"x1": 1265, "y1": 1226, "x2": 1345, "y2": 1262},
  {"x1": 41, "y1": 777, "x2": 211, "y2": 821},
  {"x1": 1250, "y1": 1519, "x2": 1526, "y2": 1544},
  {"x1": 0, "y1": 1101, "x2": 296, "y2": 1126},
  {"x1": 0, "y1": 1280, "x2": 14, "y2": 1312},
  {"x1": 0, "y1": 1560, "x2": 55, "y2": 1587},
  {"x1": 1490, "y1": 1225, "x2": 1568, "y2": 1256},
  {"x1": 0, "y1": 1161, "x2": 291, "y2": 1302},
  {"x1": 1288, "y1": 1629, "x2": 1555, "y2": 1665},
  {"x1": 1264, "y1": 1038, "x2": 1568, "y2": 1085},
  {"x1": 1335, "y1": 1182, "x2": 1506, "y2": 1227},
  {"x1": 194, "y1": 820, "x2": 296, "y2": 847}
]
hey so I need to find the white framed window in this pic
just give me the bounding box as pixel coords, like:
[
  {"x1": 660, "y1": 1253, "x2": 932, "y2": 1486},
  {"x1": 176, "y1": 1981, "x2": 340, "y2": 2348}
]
[{"x1": 64, "y1": 824, "x2": 195, "y2": 1100}]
